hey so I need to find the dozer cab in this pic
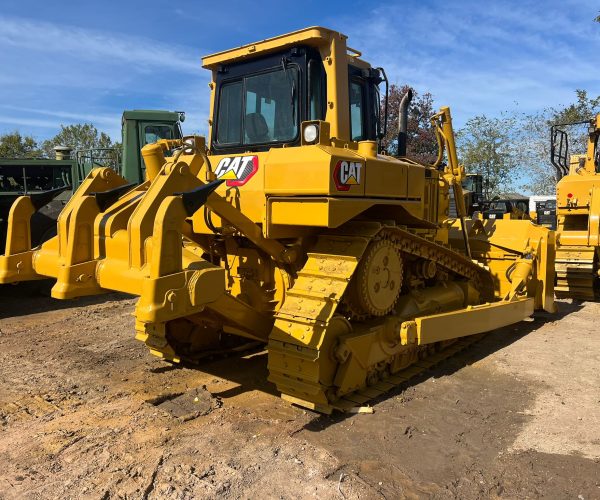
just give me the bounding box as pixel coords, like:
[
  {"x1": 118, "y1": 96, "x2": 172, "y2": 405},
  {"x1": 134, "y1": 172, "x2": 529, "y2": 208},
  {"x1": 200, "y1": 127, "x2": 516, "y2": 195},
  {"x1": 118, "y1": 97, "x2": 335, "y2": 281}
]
[
  {"x1": 0, "y1": 27, "x2": 555, "y2": 413},
  {"x1": 551, "y1": 114, "x2": 600, "y2": 300}
]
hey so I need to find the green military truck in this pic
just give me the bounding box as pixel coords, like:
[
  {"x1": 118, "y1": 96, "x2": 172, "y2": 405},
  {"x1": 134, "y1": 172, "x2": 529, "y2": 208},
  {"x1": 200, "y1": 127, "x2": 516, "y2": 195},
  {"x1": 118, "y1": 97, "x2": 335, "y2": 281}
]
[{"x1": 0, "y1": 110, "x2": 183, "y2": 252}]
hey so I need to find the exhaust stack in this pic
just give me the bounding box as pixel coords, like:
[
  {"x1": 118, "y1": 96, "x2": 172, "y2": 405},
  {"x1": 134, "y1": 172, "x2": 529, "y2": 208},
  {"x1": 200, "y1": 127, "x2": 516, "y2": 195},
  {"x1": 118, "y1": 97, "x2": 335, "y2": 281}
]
[
  {"x1": 54, "y1": 145, "x2": 73, "y2": 161},
  {"x1": 397, "y1": 89, "x2": 413, "y2": 157}
]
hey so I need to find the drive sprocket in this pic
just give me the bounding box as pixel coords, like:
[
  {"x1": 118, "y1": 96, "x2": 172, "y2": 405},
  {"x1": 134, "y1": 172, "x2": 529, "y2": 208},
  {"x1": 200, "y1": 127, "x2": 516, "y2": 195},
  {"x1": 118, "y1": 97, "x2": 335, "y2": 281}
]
[{"x1": 344, "y1": 238, "x2": 403, "y2": 318}]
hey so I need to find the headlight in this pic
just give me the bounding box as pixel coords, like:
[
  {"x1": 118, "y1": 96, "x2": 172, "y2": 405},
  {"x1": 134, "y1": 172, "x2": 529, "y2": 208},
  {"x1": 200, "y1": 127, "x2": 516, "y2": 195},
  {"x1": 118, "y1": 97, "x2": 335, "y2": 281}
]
[{"x1": 303, "y1": 124, "x2": 319, "y2": 144}]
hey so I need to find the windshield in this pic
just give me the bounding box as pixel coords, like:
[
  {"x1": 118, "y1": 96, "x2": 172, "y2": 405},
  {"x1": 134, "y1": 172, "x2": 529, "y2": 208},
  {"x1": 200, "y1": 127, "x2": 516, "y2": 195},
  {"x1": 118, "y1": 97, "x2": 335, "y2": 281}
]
[
  {"x1": 143, "y1": 124, "x2": 176, "y2": 145},
  {"x1": 463, "y1": 175, "x2": 483, "y2": 193},
  {"x1": 216, "y1": 66, "x2": 299, "y2": 146},
  {"x1": 489, "y1": 201, "x2": 508, "y2": 211},
  {"x1": 463, "y1": 178, "x2": 474, "y2": 191}
]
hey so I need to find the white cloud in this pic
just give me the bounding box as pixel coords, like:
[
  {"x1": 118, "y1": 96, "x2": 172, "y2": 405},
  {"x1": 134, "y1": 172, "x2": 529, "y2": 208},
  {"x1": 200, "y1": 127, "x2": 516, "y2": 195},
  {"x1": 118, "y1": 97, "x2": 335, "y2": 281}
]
[
  {"x1": 0, "y1": 15, "x2": 200, "y2": 73},
  {"x1": 0, "y1": 105, "x2": 119, "y2": 127},
  {"x1": 0, "y1": 15, "x2": 211, "y2": 140}
]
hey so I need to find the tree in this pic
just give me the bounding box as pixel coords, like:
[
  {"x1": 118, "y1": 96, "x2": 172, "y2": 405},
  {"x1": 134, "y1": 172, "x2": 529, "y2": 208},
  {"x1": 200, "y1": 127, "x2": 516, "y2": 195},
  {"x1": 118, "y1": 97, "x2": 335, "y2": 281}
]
[
  {"x1": 0, "y1": 131, "x2": 42, "y2": 158},
  {"x1": 42, "y1": 123, "x2": 113, "y2": 158},
  {"x1": 380, "y1": 84, "x2": 438, "y2": 164},
  {"x1": 521, "y1": 90, "x2": 600, "y2": 194},
  {"x1": 456, "y1": 113, "x2": 521, "y2": 198}
]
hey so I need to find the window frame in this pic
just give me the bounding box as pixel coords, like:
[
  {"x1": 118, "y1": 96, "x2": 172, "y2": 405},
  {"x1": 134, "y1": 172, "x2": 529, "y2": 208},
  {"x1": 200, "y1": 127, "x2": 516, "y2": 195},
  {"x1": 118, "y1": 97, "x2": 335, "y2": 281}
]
[
  {"x1": 307, "y1": 57, "x2": 326, "y2": 121},
  {"x1": 348, "y1": 65, "x2": 381, "y2": 143},
  {"x1": 212, "y1": 48, "x2": 310, "y2": 154},
  {"x1": 142, "y1": 123, "x2": 178, "y2": 146},
  {"x1": 349, "y1": 79, "x2": 366, "y2": 142}
]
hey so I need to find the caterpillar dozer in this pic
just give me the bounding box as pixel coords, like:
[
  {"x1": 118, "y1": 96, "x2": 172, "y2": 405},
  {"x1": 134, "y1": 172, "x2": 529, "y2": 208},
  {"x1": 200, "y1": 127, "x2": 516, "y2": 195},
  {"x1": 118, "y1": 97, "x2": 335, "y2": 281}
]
[
  {"x1": 551, "y1": 114, "x2": 600, "y2": 300},
  {"x1": 0, "y1": 27, "x2": 555, "y2": 413}
]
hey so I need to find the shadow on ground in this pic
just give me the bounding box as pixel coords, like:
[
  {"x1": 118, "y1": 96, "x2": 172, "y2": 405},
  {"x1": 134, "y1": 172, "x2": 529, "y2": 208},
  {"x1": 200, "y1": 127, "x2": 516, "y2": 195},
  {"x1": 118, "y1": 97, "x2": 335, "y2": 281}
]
[
  {"x1": 302, "y1": 299, "x2": 583, "y2": 431},
  {"x1": 0, "y1": 280, "x2": 133, "y2": 319},
  {"x1": 147, "y1": 300, "x2": 583, "y2": 424}
]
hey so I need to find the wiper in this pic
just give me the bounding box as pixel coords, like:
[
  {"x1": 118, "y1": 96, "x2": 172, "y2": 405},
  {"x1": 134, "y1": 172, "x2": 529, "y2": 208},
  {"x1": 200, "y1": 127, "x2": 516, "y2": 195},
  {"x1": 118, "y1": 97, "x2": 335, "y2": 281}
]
[
  {"x1": 291, "y1": 80, "x2": 296, "y2": 122},
  {"x1": 281, "y1": 56, "x2": 296, "y2": 122}
]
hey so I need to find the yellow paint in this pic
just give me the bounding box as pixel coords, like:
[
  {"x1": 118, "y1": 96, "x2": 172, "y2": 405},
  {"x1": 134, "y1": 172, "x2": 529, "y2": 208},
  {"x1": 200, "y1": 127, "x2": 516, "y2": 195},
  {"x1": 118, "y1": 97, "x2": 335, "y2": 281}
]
[{"x1": 555, "y1": 114, "x2": 600, "y2": 299}]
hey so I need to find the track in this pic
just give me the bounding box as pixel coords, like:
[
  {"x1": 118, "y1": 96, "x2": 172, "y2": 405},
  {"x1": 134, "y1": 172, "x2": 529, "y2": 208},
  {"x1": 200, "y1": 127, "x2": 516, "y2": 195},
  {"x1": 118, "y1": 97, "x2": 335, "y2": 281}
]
[
  {"x1": 555, "y1": 246, "x2": 599, "y2": 300},
  {"x1": 268, "y1": 222, "x2": 493, "y2": 413},
  {"x1": 329, "y1": 335, "x2": 483, "y2": 411}
]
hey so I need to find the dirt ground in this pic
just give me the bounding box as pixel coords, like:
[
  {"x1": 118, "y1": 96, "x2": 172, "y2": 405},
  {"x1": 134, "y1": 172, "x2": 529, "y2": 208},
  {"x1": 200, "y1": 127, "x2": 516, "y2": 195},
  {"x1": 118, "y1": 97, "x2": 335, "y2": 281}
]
[{"x1": 0, "y1": 284, "x2": 599, "y2": 499}]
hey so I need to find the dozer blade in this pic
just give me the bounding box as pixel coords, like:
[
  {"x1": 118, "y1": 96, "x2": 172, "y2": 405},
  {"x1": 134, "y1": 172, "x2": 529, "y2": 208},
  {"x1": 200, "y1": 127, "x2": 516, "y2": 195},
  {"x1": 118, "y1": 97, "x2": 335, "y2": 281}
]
[{"x1": 449, "y1": 218, "x2": 556, "y2": 313}]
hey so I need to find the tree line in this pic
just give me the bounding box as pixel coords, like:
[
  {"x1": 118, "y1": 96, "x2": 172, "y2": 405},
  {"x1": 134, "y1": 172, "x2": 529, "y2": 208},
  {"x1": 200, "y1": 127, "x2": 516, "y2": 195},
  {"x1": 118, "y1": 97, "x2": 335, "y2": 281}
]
[
  {"x1": 381, "y1": 86, "x2": 600, "y2": 196},
  {"x1": 0, "y1": 124, "x2": 116, "y2": 160}
]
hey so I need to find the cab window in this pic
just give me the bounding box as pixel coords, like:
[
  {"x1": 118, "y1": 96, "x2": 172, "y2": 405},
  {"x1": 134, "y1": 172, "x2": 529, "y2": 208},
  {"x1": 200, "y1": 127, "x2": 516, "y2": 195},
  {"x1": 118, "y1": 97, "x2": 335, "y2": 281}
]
[
  {"x1": 350, "y1": 81, "x2": 365, "y2": 141},
  {"x1": 216, "y1": 67, "x2": 299, "y2": 146},
  {"x1": 217, "y1": 81, "x2": 243, "y2": 144},
  {"x1": 144, "y1": 124, "x2": 175, "y2": 145},
  {"x1": 308, "y1": 59, "x2": 325, "y2": 121}
]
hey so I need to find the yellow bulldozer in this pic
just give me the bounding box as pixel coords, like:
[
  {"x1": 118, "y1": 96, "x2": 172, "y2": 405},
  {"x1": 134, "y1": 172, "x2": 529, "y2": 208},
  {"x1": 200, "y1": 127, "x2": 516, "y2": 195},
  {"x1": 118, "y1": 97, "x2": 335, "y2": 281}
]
[
  {"x1": 551, "y1": 114, "x2": 600, "y2": 300},
  {"x1": 0, "y1": 27, "x2": 555, "y2": 413}
]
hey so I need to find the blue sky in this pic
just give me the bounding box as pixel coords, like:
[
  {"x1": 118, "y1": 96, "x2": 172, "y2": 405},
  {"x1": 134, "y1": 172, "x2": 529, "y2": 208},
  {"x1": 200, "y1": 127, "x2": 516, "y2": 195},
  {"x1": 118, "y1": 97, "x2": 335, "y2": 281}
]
[{"x1": 0, "y1": 0, "x2": 598, "y2": 142}]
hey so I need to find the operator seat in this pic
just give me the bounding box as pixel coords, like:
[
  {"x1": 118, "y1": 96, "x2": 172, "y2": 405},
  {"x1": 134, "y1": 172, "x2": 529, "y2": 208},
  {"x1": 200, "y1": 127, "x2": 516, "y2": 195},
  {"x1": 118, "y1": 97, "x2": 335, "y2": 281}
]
[{"x1": 245, "y1": 113, "x2": 270, "y2": 143}]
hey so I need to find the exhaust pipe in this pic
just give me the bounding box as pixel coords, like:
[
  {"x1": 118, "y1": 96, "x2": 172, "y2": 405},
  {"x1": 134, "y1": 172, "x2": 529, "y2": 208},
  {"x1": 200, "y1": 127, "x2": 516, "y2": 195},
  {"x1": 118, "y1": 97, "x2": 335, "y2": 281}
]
[
  {"x1": 54, "y1": 145, "x2": 73, "y2": 160},
  {"x1": 397, "y1": 89, "x2": 413, "y2": 156}
]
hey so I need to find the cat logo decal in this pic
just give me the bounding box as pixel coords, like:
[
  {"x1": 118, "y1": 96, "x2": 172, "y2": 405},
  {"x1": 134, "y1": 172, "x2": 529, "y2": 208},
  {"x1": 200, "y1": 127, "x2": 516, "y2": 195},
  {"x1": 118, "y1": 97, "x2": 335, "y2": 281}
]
[
  {"x1": 214, "y1": 155, "x2": 258, "y2": 187},
  {"x1": 334, "y1": 160, "x2": 362, "y2": 191}
]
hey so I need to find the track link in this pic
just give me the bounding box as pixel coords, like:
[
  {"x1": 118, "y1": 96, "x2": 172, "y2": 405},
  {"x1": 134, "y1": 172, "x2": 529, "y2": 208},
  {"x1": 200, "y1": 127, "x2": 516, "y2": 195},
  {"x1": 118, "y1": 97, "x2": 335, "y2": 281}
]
[{"x1": 330, "y1": 334, "x2": 483, "y2": 411}]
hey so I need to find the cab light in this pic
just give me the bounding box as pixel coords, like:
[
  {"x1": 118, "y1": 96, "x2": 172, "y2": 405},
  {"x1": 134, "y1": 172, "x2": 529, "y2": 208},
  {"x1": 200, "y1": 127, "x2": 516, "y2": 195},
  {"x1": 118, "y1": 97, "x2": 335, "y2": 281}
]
[{"x1": 303, "y1": 124, "x2": 319, "y2": 144}]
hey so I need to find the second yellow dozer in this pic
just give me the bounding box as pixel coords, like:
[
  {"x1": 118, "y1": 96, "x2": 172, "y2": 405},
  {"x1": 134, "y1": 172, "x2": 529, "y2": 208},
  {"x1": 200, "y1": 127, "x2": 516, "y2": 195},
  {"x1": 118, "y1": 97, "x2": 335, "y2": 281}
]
[
  {"x1": 0, "y1": 27, "x2": 555, "y2": 413},
  {"x1": 551, "y1": 114, "x2": 600, "y2": 300}
]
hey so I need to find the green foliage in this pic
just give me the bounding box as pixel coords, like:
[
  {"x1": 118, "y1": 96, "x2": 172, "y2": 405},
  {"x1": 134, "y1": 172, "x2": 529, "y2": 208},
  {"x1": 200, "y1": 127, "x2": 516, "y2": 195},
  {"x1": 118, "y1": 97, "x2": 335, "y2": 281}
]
[
  {"x1": 42, "y1": 123, "x2": 113, "y2": 158},
  {"x1": 0, "y1": 131, "x2": 42, "y2": 158},
  {"x1": 456, "y1": 113, "x2": 521, "y2": 198},
  {"x1": 380, "y1": 84, "x2": 438, "y2": 164},
  {"x1": 550, "y1": 90, "x2": 600, "y2": 124},
  {"x1": 521, "y1": 90, "x2": 600, "y2": 194}
]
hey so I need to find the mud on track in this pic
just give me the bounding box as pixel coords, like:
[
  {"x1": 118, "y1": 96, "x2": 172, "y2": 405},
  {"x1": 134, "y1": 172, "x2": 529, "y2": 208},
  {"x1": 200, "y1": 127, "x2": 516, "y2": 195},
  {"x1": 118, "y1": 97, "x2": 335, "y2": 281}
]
[{"x1": 0, "y1": 285, "x2": 599, "y2": 499}]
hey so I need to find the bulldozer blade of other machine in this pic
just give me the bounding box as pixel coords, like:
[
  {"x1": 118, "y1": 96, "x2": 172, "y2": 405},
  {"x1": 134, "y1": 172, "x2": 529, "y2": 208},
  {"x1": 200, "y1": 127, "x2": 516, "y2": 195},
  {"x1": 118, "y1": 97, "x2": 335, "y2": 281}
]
[{"x1": 0, "y1": 27, "x2": 556, "y2": 413}]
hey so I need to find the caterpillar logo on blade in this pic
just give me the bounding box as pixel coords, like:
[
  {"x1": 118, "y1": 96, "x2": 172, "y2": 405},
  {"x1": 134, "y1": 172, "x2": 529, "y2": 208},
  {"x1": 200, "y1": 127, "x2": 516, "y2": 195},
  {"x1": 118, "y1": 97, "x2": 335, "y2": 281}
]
[
  {"x1": 334, "y1": 160, "x2": 363, "y2": 191},
  {"x1": 214, "y1": 155, "x2": 258, "y2": 187}
]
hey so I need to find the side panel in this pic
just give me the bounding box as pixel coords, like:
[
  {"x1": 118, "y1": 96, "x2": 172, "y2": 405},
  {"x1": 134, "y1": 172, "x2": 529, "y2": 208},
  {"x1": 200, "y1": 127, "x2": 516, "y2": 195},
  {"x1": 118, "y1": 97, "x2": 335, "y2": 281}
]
[
  {"x1": 264, "y1": 145, "x2": 365, "y2": 196},
  {"x1": 364, "y1": 157, "x2": 409, "y2": 199}
]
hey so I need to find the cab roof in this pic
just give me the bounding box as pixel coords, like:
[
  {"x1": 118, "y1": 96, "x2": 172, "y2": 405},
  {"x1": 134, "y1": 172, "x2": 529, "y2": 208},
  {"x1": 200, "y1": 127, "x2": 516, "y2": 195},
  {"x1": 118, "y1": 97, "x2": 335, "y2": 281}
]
[
  {"x1": 121, "y1": 110, "x2": 182, "y2": 122},
  {"x1": 202, "y1": 26, "x2": 365, "y2": 69}
]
